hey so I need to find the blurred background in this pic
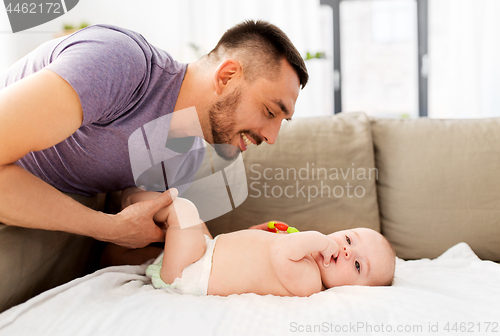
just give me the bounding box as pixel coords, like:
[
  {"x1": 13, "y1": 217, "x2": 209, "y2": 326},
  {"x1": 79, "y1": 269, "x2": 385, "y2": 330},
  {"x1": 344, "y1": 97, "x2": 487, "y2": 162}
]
[{"x1": 1, "y1": 0, "x2": 499, "y2": 119}]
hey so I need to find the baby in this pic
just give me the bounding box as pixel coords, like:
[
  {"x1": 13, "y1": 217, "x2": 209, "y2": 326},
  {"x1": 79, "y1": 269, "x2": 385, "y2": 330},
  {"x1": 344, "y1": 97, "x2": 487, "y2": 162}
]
[{"x1": 130, "y1": 192, "x2": 396, "y2": 297}]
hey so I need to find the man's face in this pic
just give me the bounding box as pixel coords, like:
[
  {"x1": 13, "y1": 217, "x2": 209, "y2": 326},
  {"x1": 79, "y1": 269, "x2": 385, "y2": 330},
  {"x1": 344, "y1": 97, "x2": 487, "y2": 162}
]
[
  {"x1": 207, "y1": 59, "x2": 300, "y2": 160},
  {"x1": 315, "y1": 228, "x2": 395, "y2": 288}
]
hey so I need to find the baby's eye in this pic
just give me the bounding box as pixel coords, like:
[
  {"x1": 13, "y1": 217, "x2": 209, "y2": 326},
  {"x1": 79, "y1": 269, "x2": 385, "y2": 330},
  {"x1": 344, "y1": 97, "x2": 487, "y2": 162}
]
[
  {"x1": 345, "y1": 235, "x2": 351, "y2": 245},
  {"x1": 355, "y1": 261, "x2": 361, "y2": 273}
]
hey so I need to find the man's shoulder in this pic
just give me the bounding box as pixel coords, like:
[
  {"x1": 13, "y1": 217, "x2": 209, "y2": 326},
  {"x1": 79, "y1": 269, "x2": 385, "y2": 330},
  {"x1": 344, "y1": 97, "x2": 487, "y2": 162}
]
[
  {"x1": 70, "y1": 24, "x2": 178, "y2": 71},
  {"x1": 50, "y1": 24, "x2": 157, "y2": 77},
  {"x1": 64, "y1": 24, "x2": 152, "y2": 54}
]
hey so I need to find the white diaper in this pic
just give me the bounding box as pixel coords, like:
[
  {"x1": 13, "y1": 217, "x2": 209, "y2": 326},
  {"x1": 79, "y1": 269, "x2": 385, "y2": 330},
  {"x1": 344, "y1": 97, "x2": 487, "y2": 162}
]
[{"x1": 146, "y1": 234, "x2": 218, "y2": 296}]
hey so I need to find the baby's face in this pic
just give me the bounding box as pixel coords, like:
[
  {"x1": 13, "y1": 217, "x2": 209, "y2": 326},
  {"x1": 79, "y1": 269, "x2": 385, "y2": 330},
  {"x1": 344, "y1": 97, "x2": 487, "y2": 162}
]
[{"x1": 317, "y1": 228, "x2": 395, "y2": 288}]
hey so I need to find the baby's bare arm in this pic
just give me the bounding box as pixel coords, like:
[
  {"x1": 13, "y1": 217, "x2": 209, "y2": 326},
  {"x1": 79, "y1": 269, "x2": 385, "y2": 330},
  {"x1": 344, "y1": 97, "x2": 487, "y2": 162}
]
[
  {"x1": 272, "y1": 231, "x2": 338, "y2": 263},
  {"x1": 269, "y1": 232, "x2": 338, "y2": 296}
]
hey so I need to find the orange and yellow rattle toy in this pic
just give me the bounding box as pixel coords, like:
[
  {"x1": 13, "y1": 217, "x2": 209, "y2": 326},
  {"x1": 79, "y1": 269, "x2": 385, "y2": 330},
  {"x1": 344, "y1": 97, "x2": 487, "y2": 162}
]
[{"x1": 267, "y1": 221, "x2": 299, "y2": 233}]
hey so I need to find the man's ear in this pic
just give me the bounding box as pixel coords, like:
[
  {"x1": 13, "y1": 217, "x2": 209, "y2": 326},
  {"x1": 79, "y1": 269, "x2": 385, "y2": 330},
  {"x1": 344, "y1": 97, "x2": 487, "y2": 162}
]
[{"x1": 213, "y1": 59, "x2": 242, "y2": 95}]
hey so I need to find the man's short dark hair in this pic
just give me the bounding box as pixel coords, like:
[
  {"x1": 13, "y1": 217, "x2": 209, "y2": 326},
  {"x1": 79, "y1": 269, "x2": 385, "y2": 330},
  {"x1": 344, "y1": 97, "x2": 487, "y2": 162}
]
[{"x1": 208, "y1": 20, "x2": 308, "y2": 89}]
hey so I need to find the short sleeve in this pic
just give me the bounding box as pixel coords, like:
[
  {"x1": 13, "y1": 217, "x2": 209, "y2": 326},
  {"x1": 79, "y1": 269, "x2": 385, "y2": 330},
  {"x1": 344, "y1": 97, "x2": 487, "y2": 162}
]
[{"x1": 45, "y1": 26, "x2": 149, "y2": 125}]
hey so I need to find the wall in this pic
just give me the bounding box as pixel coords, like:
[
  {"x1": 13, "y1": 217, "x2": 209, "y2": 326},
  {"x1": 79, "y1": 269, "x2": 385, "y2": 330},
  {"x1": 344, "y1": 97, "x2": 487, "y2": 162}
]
[
  {"x1": 0, "y1": 0, "x2": 334, "y2": 119},
  {"x1": 1, "y1": 0, "x2": 499, "y2": 119}
]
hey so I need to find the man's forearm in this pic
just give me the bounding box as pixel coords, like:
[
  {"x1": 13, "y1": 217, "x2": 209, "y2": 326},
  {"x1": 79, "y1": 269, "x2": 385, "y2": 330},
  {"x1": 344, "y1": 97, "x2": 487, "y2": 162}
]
[{"x1": 0, "y1": 163, "x2": 113, "y2": 240}]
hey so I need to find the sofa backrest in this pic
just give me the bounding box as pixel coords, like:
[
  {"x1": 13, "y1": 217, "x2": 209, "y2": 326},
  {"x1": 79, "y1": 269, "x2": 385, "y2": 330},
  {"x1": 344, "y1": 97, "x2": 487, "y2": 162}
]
[
  {"x1": 207, "y1": 113, "x2": 500, "y2": 262},
  {"x1": 371, "y1": 117, "x2": 500, "y2": 262},
  {"x1": 206, "y1": 112, "x2": 380, "y2": 237}
]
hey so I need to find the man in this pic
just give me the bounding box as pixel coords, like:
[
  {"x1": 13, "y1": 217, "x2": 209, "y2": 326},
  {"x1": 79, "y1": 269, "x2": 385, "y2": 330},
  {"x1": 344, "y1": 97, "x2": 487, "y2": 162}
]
[{"x1": 0, "y1": 20, "x2": 308, "y2": 311}]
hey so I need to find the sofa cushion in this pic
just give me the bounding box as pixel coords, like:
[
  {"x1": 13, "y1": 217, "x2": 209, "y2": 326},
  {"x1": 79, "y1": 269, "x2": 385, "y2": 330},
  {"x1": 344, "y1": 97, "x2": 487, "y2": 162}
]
[
  {"x1": 372, "y1": 117, "x2": 500, "y2": 261},
  {"x1": 207, "y1": 112, "x2": 380, "y2": 236}
]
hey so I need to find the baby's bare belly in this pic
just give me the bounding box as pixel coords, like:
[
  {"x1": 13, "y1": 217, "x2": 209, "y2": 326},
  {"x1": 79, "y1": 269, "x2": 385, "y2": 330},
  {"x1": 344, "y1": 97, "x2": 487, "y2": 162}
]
[{"x1": 208, "y1": 230, "x2": 292, "y2": 296}]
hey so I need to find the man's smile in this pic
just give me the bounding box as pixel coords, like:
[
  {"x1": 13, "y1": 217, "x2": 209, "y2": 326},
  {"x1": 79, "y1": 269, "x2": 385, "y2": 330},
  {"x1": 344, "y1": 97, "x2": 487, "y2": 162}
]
[{"x1": 239, "y1": 132, "x2": 257, "y2": 151}]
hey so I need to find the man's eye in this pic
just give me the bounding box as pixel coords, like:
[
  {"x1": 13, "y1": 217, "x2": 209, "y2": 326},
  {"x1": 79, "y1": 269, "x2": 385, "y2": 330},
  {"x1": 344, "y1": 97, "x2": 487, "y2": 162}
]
[
  {"x1": 345, "y1": 235, "x2": 351, "y2": 245},
  {"x1": 266, "y1": 107, "x2": 275, "y2": 117},
  {"x1": 355, "y1": 261, "x2": 360, "y2": 273}
]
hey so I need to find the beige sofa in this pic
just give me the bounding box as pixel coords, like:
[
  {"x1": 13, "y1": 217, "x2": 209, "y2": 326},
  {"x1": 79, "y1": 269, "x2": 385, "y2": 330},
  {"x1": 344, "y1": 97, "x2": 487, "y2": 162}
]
[
  {"x1": 2, "y1": 111, "x2": 498, "y2": 314},
  {"x1": 1, "y1": 112, "x2": 499, "y2": 334},
  {"x1": 207, "y1": 112, "x2": 500, "y2": 262}
]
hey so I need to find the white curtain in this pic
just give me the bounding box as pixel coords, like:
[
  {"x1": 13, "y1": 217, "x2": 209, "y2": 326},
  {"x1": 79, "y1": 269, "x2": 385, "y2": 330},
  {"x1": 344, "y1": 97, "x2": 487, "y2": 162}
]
[
  {"x1": 2, "y1": 0, "x2": 499, "y2": 119},
  {"x1": 0, "y1": 0, "x2": 334, "y2": 118},
  {"x1": 429, "y1": 0, "x2": 500, "y2": 118}
]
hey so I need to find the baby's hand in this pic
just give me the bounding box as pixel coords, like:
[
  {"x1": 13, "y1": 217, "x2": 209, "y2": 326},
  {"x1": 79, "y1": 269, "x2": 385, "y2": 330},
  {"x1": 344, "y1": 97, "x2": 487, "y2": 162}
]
[{"x1": 320, "y1": 237, "x2": 339, "y2": 268}]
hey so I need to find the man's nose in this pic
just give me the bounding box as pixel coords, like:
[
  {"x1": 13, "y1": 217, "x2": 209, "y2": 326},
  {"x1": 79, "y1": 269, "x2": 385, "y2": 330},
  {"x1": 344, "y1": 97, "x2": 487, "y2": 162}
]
[{"x1": 261, "y1": 120, "x2": 282, "y2": 145}]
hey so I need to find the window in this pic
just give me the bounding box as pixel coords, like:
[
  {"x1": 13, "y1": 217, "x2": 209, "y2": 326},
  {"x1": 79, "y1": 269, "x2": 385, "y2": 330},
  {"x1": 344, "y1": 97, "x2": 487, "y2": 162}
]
[{"x1": 321, "y1": 0, "x2": 428, "y2": 117}]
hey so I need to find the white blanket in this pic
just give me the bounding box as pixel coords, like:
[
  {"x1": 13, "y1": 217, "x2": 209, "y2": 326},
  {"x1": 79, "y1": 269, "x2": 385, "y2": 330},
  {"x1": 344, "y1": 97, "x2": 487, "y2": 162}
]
[{"x1": 0, "y1": 242, "x2": 499, "y2": 336}]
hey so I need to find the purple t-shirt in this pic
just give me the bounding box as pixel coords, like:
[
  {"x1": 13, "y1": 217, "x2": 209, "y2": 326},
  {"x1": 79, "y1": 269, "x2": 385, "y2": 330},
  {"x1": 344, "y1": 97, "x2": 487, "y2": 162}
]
[{"x1": 1, "y1": 24, "x2": 203, "y2": 196}]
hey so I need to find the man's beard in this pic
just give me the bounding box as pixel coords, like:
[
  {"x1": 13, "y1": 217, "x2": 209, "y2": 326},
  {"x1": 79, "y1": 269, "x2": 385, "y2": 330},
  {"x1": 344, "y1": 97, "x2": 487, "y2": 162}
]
[{"x1": 208, "y1": 87, "x2": 242, "y2": 160}]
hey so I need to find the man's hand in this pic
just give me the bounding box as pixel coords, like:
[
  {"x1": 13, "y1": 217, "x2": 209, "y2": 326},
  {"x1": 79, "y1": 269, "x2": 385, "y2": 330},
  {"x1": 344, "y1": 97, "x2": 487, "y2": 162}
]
[{"x1": 104, "y1": 189, "x2": 178, "y2": 248}]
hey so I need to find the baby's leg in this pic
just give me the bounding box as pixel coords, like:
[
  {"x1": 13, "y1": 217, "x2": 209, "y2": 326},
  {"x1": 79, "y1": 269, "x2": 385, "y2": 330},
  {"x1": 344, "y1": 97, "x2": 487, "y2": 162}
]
[{"x1": 160, "y1": 198, "x2": 206, "y2": 284}]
